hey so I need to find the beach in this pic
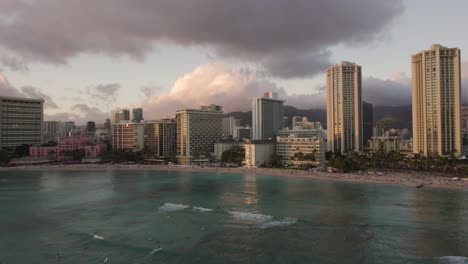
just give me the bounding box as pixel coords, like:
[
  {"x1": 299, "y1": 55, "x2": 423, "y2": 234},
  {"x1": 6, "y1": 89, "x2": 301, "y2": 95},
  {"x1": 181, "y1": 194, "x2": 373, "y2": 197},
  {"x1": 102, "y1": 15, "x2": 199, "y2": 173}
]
[{"x1": 2, "y1": 164, "x2": 468, "y2": 190}]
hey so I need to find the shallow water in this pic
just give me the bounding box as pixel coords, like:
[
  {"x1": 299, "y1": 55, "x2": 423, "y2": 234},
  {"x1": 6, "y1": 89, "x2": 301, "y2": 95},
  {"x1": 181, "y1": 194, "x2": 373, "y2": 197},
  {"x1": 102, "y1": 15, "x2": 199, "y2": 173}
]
[{"x1": 0, "y1": 170, "x2": 468, "y2": 263}]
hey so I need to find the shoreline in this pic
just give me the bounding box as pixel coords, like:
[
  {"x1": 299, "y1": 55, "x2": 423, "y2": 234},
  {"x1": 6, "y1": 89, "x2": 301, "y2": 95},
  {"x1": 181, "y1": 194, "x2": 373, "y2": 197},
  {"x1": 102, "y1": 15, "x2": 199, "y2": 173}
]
[{"x1": 2, "y1": 164, "x2": 468, "y2": 190}]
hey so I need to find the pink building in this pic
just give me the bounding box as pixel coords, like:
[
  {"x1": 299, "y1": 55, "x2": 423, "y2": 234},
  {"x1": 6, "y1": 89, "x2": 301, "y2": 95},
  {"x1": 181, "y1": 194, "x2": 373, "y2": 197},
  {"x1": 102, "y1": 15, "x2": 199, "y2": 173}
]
[{"x1": 29, "y1": 136, "x2": 107, "y2": 159}]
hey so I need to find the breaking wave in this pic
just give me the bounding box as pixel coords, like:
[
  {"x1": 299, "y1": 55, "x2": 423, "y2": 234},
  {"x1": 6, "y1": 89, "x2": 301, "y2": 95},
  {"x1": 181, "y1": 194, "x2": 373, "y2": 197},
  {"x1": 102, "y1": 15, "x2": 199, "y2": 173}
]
[
  {"x1": 192, "y1": 206, "x2": 214, "y2": 212},
  {"x1": 437, "y1": 256, "x2": 468, "y2": 264},
  {"x1": 158, "y1": 203, "x2": 190, "y2": 212},
  {"x1": 229, "y1": 211, "x2": 273, "y2": 223},
  {"x1": 258, "y1": 217, "x2": 298, "y2": 229}
]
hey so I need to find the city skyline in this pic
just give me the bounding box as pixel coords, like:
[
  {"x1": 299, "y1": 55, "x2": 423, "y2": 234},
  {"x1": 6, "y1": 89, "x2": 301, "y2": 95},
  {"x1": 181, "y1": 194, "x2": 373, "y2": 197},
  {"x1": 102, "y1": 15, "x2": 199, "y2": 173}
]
[{"x1": 0, "y1": 1, "x2": 467, "y2": 125}]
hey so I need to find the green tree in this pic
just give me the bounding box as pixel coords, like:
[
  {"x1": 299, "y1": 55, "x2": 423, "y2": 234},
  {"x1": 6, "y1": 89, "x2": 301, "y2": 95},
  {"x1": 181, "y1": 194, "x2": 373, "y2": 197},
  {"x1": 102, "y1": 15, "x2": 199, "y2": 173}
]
[{"x1": 0, "y1": 149, "x2": 11, "y2": 165}]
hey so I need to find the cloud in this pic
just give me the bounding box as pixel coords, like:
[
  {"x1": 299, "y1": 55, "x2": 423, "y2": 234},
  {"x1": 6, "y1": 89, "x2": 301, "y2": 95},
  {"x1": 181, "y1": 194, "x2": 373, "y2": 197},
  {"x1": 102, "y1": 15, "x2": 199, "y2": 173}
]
[
  {"x1": 86, "y1": 83, "x2": 121, "y2": 105},
  {"x1": 0, "y1": 73, "x2": 58, "y2": 108},
  {"x1": 140, "y1": 63, "x2": 325, "y2": 119},
  {"x1": 46, "y1": 104, "x2": 111, "y2": 125},
  {"x1": 363, "y1": 73, "x2": 411, "y2": 106},
  {"x1": 140, "y1": 85, "x2": 162, "y2": 97},
  {"x1": 0, "y1": 0, "x2": 404, "y2": 78},
  {"x1": 20, "y1": 86, "x2": 58, "y2": 109}
]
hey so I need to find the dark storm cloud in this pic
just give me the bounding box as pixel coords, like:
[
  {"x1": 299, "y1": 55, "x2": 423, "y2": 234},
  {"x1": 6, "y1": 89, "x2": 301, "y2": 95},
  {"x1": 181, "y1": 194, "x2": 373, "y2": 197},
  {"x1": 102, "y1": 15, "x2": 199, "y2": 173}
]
[
  {"x1": 0, "y1": 0, "x2": 404, "y2": 78},
  {"x1": 363, "y1": 75, "x2": 412, "y2": 106}
]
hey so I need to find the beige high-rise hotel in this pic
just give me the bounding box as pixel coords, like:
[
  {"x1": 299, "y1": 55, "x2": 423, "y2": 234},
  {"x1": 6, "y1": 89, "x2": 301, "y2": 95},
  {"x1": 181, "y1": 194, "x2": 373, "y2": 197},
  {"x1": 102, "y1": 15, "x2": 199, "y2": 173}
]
[
  {"x1": 326, "y1": 61, "x2": 362, "y2": 155},
  {"x1": 412, "y1": 44, "x2": 462, "y2": 157}
]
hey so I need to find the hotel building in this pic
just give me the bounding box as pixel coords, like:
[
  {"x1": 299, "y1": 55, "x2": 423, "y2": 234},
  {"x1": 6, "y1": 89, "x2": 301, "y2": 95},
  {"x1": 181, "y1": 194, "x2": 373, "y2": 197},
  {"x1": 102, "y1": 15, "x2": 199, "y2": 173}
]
[
  {"x1": 326, "y1": 61, "x2": 362, "y2": 154},
  {"x1": 412, "y1": 44, "x2": 462, "y2": 157},
  {"x1": 0, "y1": 96, "x2": 44, "y2": 149},
  {"x1": 251, "y1": 92, "x2": 284, "y2": 140},
  {"x1": 145, "y1": 119, "x2": 177, "y2": 157},
  {"x1": 175, "y1": 105, "x2": 223, "y2": 164},
  {"x1": 112, "y1": 122, "x2": 145, "y2": 151}
]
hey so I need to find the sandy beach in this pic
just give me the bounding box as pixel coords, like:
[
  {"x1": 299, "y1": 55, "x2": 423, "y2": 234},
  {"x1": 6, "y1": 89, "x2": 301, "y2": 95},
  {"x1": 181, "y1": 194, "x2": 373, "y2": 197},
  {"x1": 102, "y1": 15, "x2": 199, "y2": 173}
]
[{"x1": 1, "y1": 164, "x2": 468, "y2": 190}]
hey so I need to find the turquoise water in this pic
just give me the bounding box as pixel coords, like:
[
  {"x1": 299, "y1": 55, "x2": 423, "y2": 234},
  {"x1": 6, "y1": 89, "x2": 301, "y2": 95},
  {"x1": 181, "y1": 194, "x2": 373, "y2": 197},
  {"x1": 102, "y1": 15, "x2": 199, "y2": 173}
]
[{"x1": 1, "y1": 170, "x2": 468, "y2": 264}]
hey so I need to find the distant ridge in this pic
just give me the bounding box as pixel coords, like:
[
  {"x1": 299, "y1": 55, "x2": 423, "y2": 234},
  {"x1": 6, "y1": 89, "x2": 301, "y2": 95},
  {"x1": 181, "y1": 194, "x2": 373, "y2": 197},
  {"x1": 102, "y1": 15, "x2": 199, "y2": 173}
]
[{"x1": 225, "y1": 105, "x2": 412, "y2": 131}]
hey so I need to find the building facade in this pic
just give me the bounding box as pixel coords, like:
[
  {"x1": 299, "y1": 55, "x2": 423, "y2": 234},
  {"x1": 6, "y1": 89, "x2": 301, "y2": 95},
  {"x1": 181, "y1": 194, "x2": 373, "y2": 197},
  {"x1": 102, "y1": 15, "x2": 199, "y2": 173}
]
[
  {"x1": 412, "y1": 44, "x2": 462, "y2": 157},
  {"x1": 132, "y1": 108, "x2": 144, "y2": 123},
  {"x1": 367, "y1": 136, "x2": 413, "y2": 155},
  {"x1": 233, "y1": 126, "x2": 251, "y2": 140},
  {"x1": 276, "y1": 129, "x2": 325, "y2": 167},
  {"x1": 251, "y1": 92, "x2": 284, "y2": 140},
  {"x1": 244, "y1": 140, "x2": 275, "y2": 168},
  {"x1": 326, "y1": 61, "x2": 362, "y2": 155},
  {"x1": 222, "y1": 117, "x2": 241, "y2": 139},
  {"x1": 0, "y1": 96, "x2": 44, "y2": 149},
  {"x1": 363, "y1": 101, "x2": 374, "y2": 146},
  {"x1": 43, "y1": 121, "x2": 60, "y2": 142},
  {"x1": 214, "y1": 140, "x2": 244, "y2": 160},
  {"x1": 29, "y1": 135, "x2": 106, "y2": 159},
  {"x1": 176, "y1": 105, "x2": 223, "y2": 164},
  {"x1": 114, "y1": 109, "x2": 130, "y2": 123},
  {"x1": 145, "y1": 119, "x2": 177, "y2": 157},
  {"x1": 112, "y1": 122, "x2": 145, "y2": 151}
]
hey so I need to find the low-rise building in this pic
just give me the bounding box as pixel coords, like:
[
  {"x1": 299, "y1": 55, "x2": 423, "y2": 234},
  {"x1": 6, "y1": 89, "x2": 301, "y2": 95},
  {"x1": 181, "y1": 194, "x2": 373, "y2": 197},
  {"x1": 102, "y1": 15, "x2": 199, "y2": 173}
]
[
  {"x1": 276, "y1": 129, "x2": 325, "y2": 167},
  {"x1": 214, "y1": 140, "x2": 244, "y2": 160},
  {"x1": 367, "y1": 136, "x2": 413, "y2": 154},
  {"x1": 29, "y1": 135, "x2": 106, "y2": 159},
  {"x1": 244, "y1": 140, "x2": 275, "y2": 168},
  {"x1": 112, "y1": 122, "x2": 145, "y2": 151}
]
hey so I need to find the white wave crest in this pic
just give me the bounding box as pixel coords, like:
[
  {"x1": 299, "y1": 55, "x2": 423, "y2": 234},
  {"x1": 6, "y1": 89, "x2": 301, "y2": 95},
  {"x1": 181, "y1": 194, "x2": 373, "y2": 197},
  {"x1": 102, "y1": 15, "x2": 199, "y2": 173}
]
[
  {"x1": 159, "y1": 203, "x2": 190, "y2": 212},
  {"x1": 91, "y1": 233, "x2": 104, "y2": 240},
  {"x1": 258, "y1": 217, "x2": 298, "y2": 229},
  {"x1": 192, "y1": 206, "x2": 214, "y2": 212},
  {"x1": 150, "y1": 248, "x2": 163, "y2": 255},
  {"x1": 437, "y1": 256, "x2": 468, "y2": 264},
  {"x1": 229, "y1": 211, "x2": 273, "y2": 223}
]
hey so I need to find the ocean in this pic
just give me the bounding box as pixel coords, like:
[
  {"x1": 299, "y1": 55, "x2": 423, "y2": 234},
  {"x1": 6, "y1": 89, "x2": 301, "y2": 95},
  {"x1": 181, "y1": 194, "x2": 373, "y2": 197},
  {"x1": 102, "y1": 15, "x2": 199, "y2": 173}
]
[{"x1": 1, "y1": 169, "x2": 467, "y2": 263}]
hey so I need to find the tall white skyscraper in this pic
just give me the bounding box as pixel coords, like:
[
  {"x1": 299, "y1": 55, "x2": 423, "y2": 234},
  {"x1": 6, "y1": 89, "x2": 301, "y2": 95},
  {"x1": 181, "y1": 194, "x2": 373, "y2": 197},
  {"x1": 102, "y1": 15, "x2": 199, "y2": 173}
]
[
  {"x1": 251, "y1": 92, "x2": 284, "y2": 140},
  {"x1": 326, "y1": 61, "x2": 362, "y2": 155},
  {"x1": 412, "y1": 44, "x2": 462, "y2": 157}
]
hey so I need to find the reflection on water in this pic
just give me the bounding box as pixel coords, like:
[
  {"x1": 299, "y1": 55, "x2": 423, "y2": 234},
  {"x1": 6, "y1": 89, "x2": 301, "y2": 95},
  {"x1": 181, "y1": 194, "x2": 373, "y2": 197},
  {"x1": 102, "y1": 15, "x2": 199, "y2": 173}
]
[{"x1": 0, "y1": 170, "x2": 468, "y2": 264}]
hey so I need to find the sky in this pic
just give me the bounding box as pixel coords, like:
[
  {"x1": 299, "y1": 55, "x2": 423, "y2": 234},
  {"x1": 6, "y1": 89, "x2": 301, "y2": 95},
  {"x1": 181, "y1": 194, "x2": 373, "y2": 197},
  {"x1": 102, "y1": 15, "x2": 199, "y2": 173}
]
[{"x1": 0, "y1": 0, "x2": 467, "y2": 124}]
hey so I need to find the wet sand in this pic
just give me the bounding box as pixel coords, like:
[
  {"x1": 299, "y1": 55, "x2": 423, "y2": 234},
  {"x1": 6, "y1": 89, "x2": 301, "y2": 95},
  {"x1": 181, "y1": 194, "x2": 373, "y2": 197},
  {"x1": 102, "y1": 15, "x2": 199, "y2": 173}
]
[{"x1": 2, "y1": 164, "x2": 468, "y2": 190}]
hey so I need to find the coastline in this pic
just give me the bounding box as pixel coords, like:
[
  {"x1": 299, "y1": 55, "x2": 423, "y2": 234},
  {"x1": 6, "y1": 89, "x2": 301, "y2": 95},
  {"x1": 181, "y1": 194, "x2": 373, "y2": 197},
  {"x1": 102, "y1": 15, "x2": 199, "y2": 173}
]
[{"x1": 1, "y1": 164, "x2": 468, "y2": 190}]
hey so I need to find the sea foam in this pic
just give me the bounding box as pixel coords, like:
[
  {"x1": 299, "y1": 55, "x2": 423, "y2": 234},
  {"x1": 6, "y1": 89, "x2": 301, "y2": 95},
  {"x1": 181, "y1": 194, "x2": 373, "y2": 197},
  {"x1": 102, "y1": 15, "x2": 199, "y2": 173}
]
[
  {"x1": 437, "y1": 256, "x2": 468, "y2": 264},
  {"x1": 192, "y1": 206, "x2": 214, "y2": 212},
  {"x1": 159, "y1": 203, "x2": 190, "y2": 212},
  {"x1": 229, "y1": 211, "x2": 273, "y2": 223},
  {"x1": 258, "y1": 217, "x2": 298, "y2": 229}
]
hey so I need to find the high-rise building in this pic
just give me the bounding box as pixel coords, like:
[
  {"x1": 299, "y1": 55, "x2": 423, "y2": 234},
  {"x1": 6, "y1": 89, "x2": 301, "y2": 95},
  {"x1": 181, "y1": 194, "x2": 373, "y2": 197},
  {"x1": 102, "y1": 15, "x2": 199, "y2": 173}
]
[
  {"x1": 112, "y1": 122, "x2": 145, "y2": 151},
  {"x1": 363, "y1": 101, "x2": 374, "y2": 147},
  {"x1": 132, "y1": 108, "x2": 144, "y2": 123},
  {"x1": 412, "y1": 44, "x2": 462, "y2": 157},
  {"x1": 43, "y1": 121, "x2": 60, "y2": 142},
  {"x1": 0, "y1": 96, "x2": 44, "y2": 149},
  {"x1": 176, "y1": 105, "x2": 223, "y2": 164},
  {"x1": 251, "y1": 92, "x2": 284, "y2": 140},
  {"x1": 232, "y1": 126, "x2": 251, "y2": 140},
  {"x1": 461, "y1": 106, "x2": 468, "y2": 135},
  {"x1": 104, "y1": 119, "x2": 112, "y2": 130},
  {"x1": 114, "y1": 109, "x2": 130, "y2": 123},
  {"x1": 61, "y1": 121, "x2": 75, "y2": 138},
  {"x1": 222, "y1": 117, "x2": 241, "y2": 139},
  {"x1": 86, "y1": 121, "x2": 96, "y2": 139},
  {"x1": 145, "y1": 119, "x2": 177, "y2": 157},
  {"x1": 326, "y1": 61, "x2": 362, "y2": 155}
]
